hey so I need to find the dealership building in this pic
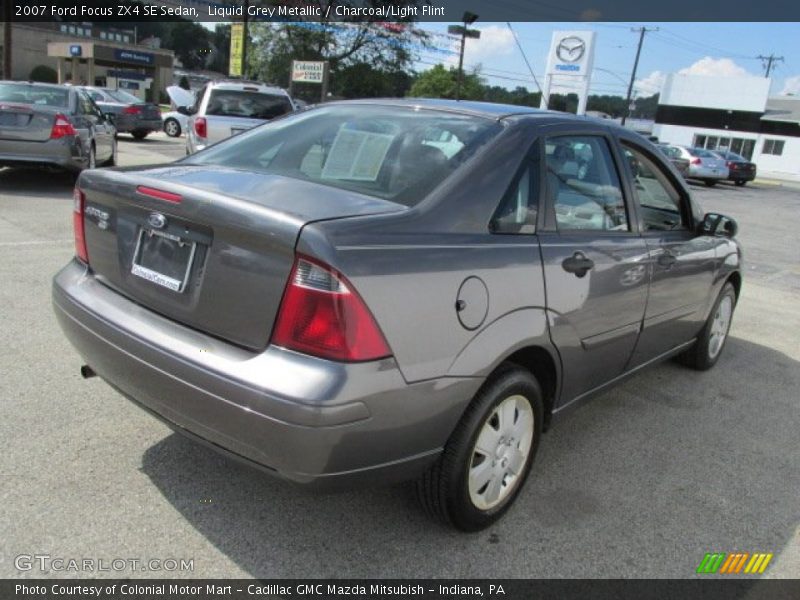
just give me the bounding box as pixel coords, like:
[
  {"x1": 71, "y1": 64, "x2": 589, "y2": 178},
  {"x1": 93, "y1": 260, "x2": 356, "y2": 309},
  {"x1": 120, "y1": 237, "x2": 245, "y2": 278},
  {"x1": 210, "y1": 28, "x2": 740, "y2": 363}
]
[
  {"x1": 652, "y1": 74, "x2": 800, "y2": 181},
  {"x1": 0, "y1": 23, "x2": 174, "y2": 102}
]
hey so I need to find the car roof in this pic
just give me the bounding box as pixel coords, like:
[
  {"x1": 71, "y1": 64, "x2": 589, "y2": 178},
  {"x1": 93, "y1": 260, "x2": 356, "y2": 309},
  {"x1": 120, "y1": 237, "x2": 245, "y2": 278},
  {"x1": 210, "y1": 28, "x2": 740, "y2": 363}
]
[
  {"x1": 0, "y1": 80, "x2": 70, "y2": 92},
  {"x1": 207, "y1": 80, "x2": 289, "y2": 95}
]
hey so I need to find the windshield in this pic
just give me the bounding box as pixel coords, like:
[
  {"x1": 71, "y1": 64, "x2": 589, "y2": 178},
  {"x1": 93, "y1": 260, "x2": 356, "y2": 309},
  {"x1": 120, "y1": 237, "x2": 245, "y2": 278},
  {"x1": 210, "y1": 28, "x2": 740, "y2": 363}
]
[
  {"x1": 206, "y1": 89, "x2": 293, "y2": 120},
  {"x1": 105, "y1": 89, "x2": 142, "y2": 104},
  {"x1": 184, "y1": 104, "x2": 502, "y2": 206},
  {"x1": 0, "y1": 83, "x2": 68, "y2": 107}
]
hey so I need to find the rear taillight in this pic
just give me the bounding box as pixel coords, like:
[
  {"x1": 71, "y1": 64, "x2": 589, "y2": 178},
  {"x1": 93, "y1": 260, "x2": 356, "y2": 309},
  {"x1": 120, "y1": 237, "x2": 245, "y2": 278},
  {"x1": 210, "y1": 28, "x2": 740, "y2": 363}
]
[
  {"x1": 51, "y1": 114, "x2": 77, "y2": 139},
  {"x1": 271, "y1": 256, "x2": 391, "y2": 362},
  {"x1": 73, "y1": 187, "x2": 89, "y2": 264},
  {"x1": 690, "y1": 157, "x2": 702, "y2": 165},
  {"x1": 123, "y1": 105, "x2": 142, "y2": 115},
  {"x1": 194, "y1": 117, "x2": 207, "y2": 139}
]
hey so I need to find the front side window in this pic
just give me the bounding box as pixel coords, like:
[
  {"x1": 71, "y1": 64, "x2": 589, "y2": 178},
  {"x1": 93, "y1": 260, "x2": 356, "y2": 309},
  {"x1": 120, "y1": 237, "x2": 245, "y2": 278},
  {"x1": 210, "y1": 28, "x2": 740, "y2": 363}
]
[
  {"x1": 184, "y1": 105, "x2": 502, "y2": 206},
  {"x1": 545, "y1": 136, "x2": 629, "y2": 232},
  {"x1": 623, "y1": 144, "x2": 687, "y2": 232}
]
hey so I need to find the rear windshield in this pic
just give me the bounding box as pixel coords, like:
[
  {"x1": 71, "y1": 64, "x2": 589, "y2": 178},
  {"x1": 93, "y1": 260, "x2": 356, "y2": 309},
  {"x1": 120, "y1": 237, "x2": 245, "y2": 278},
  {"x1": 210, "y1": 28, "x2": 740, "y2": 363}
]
[
  {"x1": 183, "y1": 104, "x2": 502, "y2": 206},
  {"x1": 206, "y1": 89, "x2": 293, "y2": 120},
  {"x1": 0, "y1": 83, "x2": 68, "y2": 107},
  {"x1": 105, "y1": 89, "x2": 141, "y2": 104},
  {"x1": 689, "y1": 148, "x2": 715, "y2": 158}
]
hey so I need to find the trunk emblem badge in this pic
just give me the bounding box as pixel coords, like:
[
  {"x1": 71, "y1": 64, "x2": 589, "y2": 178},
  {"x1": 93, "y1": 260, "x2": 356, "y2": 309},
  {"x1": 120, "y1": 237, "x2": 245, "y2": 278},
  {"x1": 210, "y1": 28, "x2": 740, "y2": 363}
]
[{"x1": 148, "y1": 213, "x2": 167, "y2": 229}]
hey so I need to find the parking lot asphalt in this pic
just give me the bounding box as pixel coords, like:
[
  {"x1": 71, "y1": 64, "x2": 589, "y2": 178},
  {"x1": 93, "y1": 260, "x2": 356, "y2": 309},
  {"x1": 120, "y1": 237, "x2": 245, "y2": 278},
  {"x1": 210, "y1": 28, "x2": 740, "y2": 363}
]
[{"x1": 1, "y1": 133, "x2": 798, "y2": 579}]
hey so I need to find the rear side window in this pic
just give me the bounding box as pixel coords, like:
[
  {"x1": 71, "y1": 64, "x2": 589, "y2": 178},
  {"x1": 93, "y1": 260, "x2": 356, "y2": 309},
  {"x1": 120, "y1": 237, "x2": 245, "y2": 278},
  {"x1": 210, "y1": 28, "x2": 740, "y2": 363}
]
[
  {"x1": 490, "y1": 159, "x2": 538, "y2": 234},
  {"x1": 0, "y1": 83, "x2": 68, "y2": 107},
  {"x1": 185, "y1": 105, "x2": 502, "y2": 206},
  {"x1": 206, "y1": 90, "x2": 293, "y2": 120},
  {"x1": 545, "y1": 136, "x2": 629, "y2": 232}
]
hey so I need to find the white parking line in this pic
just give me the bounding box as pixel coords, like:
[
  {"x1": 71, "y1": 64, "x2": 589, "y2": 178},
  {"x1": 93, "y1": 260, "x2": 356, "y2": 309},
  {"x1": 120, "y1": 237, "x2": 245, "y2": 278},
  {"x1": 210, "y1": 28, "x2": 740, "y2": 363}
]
[{"x1": 0, "y1": 239, "x2": 72, "y2": 247}]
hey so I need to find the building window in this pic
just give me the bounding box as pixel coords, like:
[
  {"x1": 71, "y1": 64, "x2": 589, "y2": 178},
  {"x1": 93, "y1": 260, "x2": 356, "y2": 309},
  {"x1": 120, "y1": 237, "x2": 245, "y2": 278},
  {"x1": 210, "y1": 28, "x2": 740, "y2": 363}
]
[
  {"x1": 100, "y1": 32, "x2": 107, "y2": 40},
  {"x1": 69, "y1": 26, "x2": 77, "y2": 35},
  {"x1": 693, "y1": 134, "x2": 756, "y2": 160},
  {"x1": 60, "y1": 25, "x2": 68, "y2": 33},
  {"x1": 763, "y1": 139, "x2": 785, "y2": 156}
]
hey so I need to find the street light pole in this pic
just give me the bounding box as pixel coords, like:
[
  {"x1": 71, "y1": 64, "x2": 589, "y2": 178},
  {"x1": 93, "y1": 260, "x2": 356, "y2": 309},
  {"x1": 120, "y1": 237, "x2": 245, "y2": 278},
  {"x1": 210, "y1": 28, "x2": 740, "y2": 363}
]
[{"x1": 450, "y1": 12, "x2": 479, "y2": 101}]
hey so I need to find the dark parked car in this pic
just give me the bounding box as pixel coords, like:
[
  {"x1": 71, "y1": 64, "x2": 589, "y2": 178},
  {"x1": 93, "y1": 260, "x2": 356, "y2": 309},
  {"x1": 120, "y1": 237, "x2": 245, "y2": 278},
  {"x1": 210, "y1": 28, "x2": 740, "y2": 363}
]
[
  {"x1": 711, "y1": 150, "x2": 757, "y2": 186},
  {"x1": 0, "y1": 81, "x2": 116, "y2": 172},
  {"x1": 54, "y1": 100, "x2": 742, "y2": 531},
  {"x1": 79, "y1": 86, "x2": 163, "y2": 140}
]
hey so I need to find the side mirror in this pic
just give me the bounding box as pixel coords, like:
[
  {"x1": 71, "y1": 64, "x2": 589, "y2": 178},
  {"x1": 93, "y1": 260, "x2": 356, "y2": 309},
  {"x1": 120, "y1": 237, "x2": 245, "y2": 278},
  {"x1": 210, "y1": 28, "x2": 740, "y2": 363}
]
[
  {"x1": 176, "y1": 105, "x2": 194, "y2": 116},
  {"x1": 700, "y1": 212, "x2": 738, "y2": 238}
]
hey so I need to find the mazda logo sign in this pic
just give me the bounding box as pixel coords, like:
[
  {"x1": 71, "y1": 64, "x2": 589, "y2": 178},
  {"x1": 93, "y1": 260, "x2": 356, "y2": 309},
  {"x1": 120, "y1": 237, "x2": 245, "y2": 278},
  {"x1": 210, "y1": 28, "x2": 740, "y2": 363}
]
[
  {"x1": 148, "y1": 212, "x2": 167, "y2": 229},
  {"x1": 556, "y1": 36, "x2": 586, "y2": 63}
]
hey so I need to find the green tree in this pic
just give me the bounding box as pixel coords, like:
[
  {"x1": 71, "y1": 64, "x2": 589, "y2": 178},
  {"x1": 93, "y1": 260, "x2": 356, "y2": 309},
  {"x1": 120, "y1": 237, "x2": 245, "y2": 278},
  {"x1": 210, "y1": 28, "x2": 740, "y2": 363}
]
[
  {"x1": 407, "y1": 64, "x2": 484, "y2": 100},
  {"x1": 29, "y1": 65, "x2": 57, "y2": 83},
  {"x1": 168, "y1": 22, "x2": 212, "y2": 70}
]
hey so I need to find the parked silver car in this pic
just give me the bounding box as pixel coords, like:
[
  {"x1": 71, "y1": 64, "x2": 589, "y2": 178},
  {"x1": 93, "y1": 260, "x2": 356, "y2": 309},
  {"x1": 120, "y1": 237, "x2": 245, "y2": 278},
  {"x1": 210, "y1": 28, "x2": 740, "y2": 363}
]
[
  {"x1": 0, "y1": 81, "x2": 116, "y2": 172},
  {"x1": 54, "y1": 100, "x2": 742, "y2": 531},
  {"x1": 662, "y1": 145, "x2": 729, "y2": 186},
  {"x1": 180, "y1": 80, "x2": 295, "y2": 154}
]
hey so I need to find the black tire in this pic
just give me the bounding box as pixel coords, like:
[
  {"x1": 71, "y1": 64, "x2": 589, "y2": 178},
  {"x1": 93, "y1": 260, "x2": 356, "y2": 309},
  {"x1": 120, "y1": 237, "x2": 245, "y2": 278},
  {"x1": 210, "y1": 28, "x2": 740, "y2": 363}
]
[
  {"x1": 704, "y1": 179, "x2": 717, "y2": 187},
  {"x1": 734, "y1": 180, "x2": 746, "y2": 187},
  {"x1": 163, "y1": 118, "x2": 181, "y2": 137},
  {"x1": 416, "y1": 364, "x2": 544, "y2": 531},
  {"x1": 131, "y1": 130, "x2": 148, "y2": 141},
  {"x1": 678, "y1": 282, "x2": 737, "y2": 371}
]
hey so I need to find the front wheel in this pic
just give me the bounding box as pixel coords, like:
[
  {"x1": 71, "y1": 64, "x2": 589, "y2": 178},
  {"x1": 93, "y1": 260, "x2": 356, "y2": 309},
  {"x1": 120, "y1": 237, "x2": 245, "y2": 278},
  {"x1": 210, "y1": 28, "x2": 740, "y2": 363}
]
[
  {"x1": 131, "y1": 130, "x2": 148, "y2": 141},
  {"x1": 416, "y1": 365, "x2": 544, "y2": 531},
  {"x1": 678, "y1": 282, "x2": 737, "y2": 370},
  {"x1": 163, "y1": 118, "x2": 181, "y2": 137}
]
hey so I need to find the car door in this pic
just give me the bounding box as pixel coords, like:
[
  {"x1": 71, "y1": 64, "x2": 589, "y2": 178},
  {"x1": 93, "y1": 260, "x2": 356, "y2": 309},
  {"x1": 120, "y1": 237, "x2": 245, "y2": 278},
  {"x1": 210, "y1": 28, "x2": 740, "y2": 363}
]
[
  {"x1": 75, "y1": 90, "x2": 111, "y2": 161},
  {"x1": 538, "y1": 128, "x2": 649, "y2": 405},
  {"x1": 618, "y1": 139, "x2": 717, "y2": 367}
]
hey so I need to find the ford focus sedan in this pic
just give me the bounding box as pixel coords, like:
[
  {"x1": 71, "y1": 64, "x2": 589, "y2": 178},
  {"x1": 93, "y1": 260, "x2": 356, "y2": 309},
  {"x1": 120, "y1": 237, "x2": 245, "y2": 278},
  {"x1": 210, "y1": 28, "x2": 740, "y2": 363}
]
[{"x1": 53, "y1": 100, "x2": 742, "y2": 531}]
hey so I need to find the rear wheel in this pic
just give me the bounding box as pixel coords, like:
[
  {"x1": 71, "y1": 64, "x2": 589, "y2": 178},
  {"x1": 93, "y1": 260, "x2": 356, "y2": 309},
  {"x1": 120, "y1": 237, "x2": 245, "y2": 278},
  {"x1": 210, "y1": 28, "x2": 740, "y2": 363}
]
[
  {"x1": 416, "y1": 365, "x2": 543, "y2": 531},
  {"x1": 678, "y1": 282, "x2": 736, "y2": 370},
  {"x1": 704, "y1": 179, "x2": 717, "y2": 187},
  {"x1": 163, "y1": 118, "x2": 181, "y2": 137},
  {"x1": 131, "y1": 130, "x2": 148, "y2": 141}
]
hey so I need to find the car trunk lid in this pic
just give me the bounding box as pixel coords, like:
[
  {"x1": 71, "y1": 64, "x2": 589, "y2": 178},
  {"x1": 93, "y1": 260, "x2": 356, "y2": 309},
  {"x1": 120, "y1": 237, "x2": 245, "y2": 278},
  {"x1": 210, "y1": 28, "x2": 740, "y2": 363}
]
[
  {"x1": 77, "y1": 165, "x2": 406, "y2": 350},
  {"x1": 0, "y1": 103, "x2": 59, "y2": 142}
]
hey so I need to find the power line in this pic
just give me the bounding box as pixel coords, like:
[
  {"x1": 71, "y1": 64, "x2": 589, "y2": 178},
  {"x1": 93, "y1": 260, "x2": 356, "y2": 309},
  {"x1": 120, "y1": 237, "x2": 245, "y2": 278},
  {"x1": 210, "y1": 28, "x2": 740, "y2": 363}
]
[
  {"x1": 622, "y1": 26, "x2": 658, "y2": 126},
  {"x1": 506, "y1": 22, "x2": 547, "y2": 103},
  {"x1": 758, "y1": 54, "x2": 784, "y2": 78}
]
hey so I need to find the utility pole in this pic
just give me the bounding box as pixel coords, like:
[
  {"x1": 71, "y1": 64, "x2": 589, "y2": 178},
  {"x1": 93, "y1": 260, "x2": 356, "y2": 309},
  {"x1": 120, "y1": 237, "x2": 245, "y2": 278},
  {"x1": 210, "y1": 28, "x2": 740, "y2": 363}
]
[
  {"x1": 622, "y1": 26, "x2": 658, "y2": 126},
  {"x1": 241, "y1": 0, "x2": 250, "y2": 79},
  {"x1": 758, "y1": 54, "x2": 784, "y2": 78},
  {"x1": 2, "y1": 0, "x2": 11, "y2": 80}
]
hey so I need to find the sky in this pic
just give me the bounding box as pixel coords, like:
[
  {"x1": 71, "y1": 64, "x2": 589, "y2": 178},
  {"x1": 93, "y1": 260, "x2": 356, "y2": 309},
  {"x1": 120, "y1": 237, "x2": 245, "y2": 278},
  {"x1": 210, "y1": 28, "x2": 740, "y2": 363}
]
[{"x1": 418, "y1": 22, "x2": 800, "y2": 98}]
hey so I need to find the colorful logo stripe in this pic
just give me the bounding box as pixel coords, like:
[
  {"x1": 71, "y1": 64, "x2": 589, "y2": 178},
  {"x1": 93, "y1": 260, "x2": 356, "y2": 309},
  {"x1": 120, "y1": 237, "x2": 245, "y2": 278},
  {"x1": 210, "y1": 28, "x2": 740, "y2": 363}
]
[{"x1": 697, "y1": 553, "x2": 773, "y2": 574}]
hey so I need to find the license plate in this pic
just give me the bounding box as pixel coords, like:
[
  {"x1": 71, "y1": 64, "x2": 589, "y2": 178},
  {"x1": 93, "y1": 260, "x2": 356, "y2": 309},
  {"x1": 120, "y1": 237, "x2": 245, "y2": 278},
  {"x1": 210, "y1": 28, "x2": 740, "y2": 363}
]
[{"x1": 131, "y1": 228, "x2": 196, "y2": 292}]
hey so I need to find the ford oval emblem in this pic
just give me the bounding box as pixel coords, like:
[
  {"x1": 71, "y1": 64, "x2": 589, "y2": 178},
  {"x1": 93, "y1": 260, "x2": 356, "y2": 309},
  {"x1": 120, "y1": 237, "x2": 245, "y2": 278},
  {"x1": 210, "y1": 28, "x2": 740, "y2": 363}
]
[{"x1": 148, "y1": 212, "x2": 167, "y2": 229}]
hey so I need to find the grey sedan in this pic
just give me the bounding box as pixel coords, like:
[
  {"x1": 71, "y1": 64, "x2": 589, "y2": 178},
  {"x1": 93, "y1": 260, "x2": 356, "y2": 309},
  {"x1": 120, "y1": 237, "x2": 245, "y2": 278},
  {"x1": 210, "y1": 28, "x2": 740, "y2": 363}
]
[
  {"x1": 53, "y1": 100, "x2": 742, "y2": 531},
  {"x1": 79, "y1": 86, "x2": 163, "y2": 140},
  {"x1": 0, "y1": 81, "x2": 116, "y2": 172}
]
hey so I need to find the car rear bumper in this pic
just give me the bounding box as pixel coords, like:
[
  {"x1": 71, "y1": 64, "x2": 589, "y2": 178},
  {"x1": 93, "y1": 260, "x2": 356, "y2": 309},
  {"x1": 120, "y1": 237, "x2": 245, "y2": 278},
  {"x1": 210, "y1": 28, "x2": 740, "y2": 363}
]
[
  {"x1": 687, "y1": 166, "x2": 728, "y2": 180},
  {"x1": 0, "y1": 137, "x2": 86, "y2": 171},
  {"x1": 728, "y1": 170, "x2": 756, "y2": 182},
  {"x1": 52, "y1": 260, "x2": 478, "y2": 488},
  {"x1": 113, "y1": 116, "x2": 163, "y2": 133}
]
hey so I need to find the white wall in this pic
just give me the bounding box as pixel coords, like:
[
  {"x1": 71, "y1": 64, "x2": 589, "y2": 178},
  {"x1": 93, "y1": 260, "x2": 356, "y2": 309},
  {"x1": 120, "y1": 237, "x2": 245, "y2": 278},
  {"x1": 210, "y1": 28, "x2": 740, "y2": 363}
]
[{"x1": 661, "y1": 74, "x2": 771, "y2": 112}]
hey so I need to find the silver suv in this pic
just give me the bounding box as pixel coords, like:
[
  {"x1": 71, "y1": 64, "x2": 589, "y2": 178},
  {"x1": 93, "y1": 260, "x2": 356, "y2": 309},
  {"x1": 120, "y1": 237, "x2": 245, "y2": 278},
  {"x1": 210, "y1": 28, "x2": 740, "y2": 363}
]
[{"x1": 182, "y1": 80, "x2": 295, "y2": 154}]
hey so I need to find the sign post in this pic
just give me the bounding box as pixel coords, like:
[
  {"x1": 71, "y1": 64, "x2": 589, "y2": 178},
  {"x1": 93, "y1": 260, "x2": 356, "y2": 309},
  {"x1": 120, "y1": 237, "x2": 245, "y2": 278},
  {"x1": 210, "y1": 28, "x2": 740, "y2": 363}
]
[
  {"x1": 540, "y1": 31, "x2": 596, "y2": 115},
  {"x1": 290, "y1": 60, "x2": 330, "y2": 103}
]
